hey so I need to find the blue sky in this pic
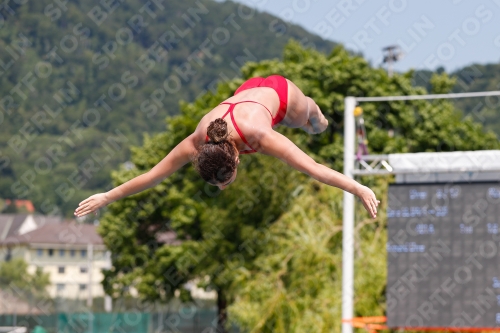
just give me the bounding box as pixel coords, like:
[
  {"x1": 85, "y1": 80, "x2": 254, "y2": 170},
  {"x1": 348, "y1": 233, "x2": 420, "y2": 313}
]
[{"x1": 222, "y1": 0, "x2": 500, "y2": 73}]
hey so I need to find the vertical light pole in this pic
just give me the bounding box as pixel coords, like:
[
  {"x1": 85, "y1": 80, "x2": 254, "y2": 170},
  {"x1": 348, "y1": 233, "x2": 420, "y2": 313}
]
[
  {"x1": 382, "y1": 45, "x2": 402, "y2": 77},
  {"x1": 342, "y1": 96, "x2": 356, "y2": 333}
]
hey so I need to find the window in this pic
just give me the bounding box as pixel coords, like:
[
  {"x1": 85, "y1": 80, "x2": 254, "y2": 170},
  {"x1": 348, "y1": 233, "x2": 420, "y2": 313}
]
[
  {"x1": 80, "y1": 266, "x2": 88, "y2": 273},
  {"x1": 70, "y1": 249, "x2": 76, "y2": 257},
  {"x1": 79, "y1": 284, "x2": 87, "y2": 291},
  {"x1": 59, "y1": 249, "x2": 65, "y2": 257},
  {"x1": 81, "y1": 250, "x2": 87, "y2": 258},
  {"x1": 37, "y1": 249, "x2": 43, "y2": 257},
  {"x1": 56, "y1": 284, "x2": 65, "y2": 291},
  {"x1": 48, "y1": 249, "x2": 54, "y2": 257},
  {"x1": 58, "y1": 266, "x2": 65, "y2": 274}
]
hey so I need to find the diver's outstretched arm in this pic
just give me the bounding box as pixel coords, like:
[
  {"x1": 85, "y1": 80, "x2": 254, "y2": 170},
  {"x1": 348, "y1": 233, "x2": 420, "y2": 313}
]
[
  {"x1": 259, "y1": 130, "x2": 380, "y2": 218},
  {"x1": 74, "y1": 134, "x2": 197, "y2": 217}
]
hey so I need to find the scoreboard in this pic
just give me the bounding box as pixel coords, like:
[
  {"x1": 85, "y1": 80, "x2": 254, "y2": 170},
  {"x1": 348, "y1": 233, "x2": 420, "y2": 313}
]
[{"x1": 387, "y1": 182, "x2": 500, "y2": 328}]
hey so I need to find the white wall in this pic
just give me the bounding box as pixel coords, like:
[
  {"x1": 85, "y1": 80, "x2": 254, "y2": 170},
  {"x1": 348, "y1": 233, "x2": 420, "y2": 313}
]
[
  {"x1": 26, "y1": 246, "x2": 109, "y2": 299},
  {"x1": 18, "y1": 215, "x2": 37, "y2": 235}
]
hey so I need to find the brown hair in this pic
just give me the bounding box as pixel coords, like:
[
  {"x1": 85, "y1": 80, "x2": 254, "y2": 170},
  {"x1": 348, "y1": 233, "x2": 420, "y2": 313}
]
[{"x1": 193, "y1": 118, "x2": 238, "y2": 184}]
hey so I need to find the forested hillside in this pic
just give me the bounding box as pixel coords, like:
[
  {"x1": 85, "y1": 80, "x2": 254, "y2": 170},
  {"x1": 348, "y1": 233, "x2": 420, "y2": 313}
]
[
  {"x1": 413, "y1": 63, "x2": 500, "y2": 135},
  {"x1": 0, "y1": 0, "x2": 334, "y2": 216}
]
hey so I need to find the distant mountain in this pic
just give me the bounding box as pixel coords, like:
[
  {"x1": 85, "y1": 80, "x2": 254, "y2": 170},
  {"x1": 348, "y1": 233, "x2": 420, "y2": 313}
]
[
  {"x1": 413, "y1": 63, "x2": 500, "y2": 136},
  {"x1": 0, "y1": 0, "x2": 335, "y2": 216}
]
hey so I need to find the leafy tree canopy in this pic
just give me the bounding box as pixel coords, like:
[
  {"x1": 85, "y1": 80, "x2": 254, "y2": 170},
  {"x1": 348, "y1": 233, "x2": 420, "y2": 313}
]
[{"x1": 0, "y1": 258, "x2": 51, "y2": 297}]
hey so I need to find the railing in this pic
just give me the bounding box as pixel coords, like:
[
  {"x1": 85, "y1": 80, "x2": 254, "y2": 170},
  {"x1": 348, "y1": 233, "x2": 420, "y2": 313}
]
[{"x1": 0, "y1": 311, "x2": 239, "y2": 333}]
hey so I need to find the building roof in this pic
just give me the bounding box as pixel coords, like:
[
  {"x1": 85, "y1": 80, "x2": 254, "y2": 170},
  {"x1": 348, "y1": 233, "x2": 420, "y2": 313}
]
[
  {"x1": 32, "y1": 214, "x2": 64, "y2": 227},
  {"x1": 0, "y1": 214, "x2": 30, "y2": 240},
  {"x1": 0, "y1": 223, "x2": 104, "y2": 246},
  {"x1": 0, "y1": 214, "x2": 63, "y2": 242},
  {"x1": 4, "y1": 199, "x2": 35, "y2": 213}
]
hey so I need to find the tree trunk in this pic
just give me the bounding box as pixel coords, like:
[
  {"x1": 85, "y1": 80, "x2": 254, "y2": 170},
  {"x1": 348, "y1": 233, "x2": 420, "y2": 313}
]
[{"x1": 217, "y1": 289, "x2": 227, "y2": 333}]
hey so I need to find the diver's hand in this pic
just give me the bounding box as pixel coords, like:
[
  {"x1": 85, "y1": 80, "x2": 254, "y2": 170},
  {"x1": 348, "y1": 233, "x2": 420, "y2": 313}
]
[
  {"x1": 355, "y1": 185, "x2": 380, "y2": 219},
  {"x1": 74, "y1": 193, "x2": 110, "y2": 217}
]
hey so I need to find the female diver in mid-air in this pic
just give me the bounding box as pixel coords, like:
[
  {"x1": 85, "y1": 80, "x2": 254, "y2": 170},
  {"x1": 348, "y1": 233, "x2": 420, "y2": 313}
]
[{"x1": 74, "y1": 75, "x2": 380, "y2": 218}]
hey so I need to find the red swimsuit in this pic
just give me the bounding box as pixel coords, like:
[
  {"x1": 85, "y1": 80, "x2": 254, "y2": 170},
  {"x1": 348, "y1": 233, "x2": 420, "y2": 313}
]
[{"x1": 205, "y1": 75, "x2": 289, "y2": 154}]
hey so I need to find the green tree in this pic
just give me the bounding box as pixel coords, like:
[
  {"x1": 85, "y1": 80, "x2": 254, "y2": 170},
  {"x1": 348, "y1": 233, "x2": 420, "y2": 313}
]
[
  {"x1": 0, "y1": 258, "x2": 51, "y2": 296},
  {"x1": 99, "y1": 41, "x2": 498, "y2": 332}
]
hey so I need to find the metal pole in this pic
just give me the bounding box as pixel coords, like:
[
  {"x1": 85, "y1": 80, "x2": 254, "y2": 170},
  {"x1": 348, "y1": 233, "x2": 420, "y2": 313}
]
[
  {"x1": 87, "y1": 243, "x2": 93, "y2": 308},
  {"x1": 104, "y1": 251, "x2": 112, "y2": 312},
  {"x1": 355, "y1": 90, "x2": 500, "y2": 102},
  {"x1": 342, "y1": 96, "x2": 356, "y2": 333}
]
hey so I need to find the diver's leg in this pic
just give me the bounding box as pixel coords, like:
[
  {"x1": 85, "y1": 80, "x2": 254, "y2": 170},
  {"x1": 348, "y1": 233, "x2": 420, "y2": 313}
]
[{"x1": 282, "y1": 80, "x2": 328, "y2": 134}]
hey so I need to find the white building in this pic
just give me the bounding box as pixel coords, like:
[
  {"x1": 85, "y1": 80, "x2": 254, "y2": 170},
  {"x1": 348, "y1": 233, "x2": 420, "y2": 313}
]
[
  {"x1": 0, "y1": 214, "x2": 215, "y2": 301},
  {"x1": 0, "y1": 217, "x2": 108, "y2": 299}
]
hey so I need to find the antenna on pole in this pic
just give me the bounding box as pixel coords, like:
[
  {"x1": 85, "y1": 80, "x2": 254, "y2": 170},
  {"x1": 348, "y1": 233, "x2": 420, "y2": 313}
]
[{"x1": 382, "y1": 45, "x2": 403, "y2": 77}]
